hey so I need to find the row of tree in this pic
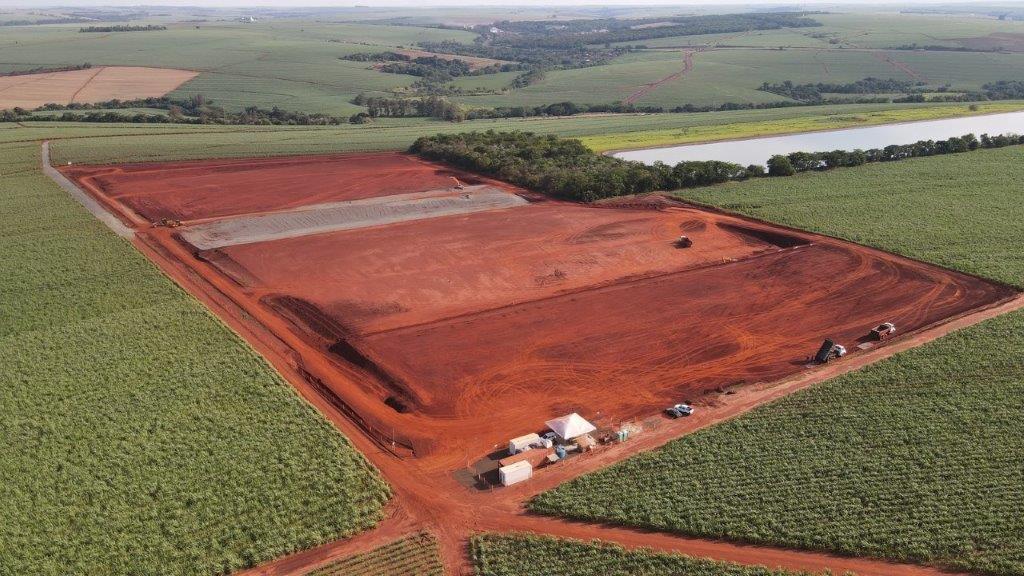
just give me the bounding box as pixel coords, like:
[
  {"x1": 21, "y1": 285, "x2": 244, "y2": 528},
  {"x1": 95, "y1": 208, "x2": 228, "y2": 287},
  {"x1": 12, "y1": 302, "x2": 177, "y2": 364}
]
[
  {"x1": 0, "y1": 63, "x2": 92, "y2": 77},
  {"x1": 410, "y1": 131, "x2": 761, "y2": 201},
  {"x1": 350, "y1": 94, "x2": 466, "y2": 121},
  {"x1": 410, "y1": 130, "x2": 1024, "y2": 202},
  {"x1": 760, "y1": 77, "x2": 921, "y2": 101},
  {"x1": 79, "y1": 25, "x2": 165, "y2": 32},
  {"x1": 766, "y1": 132, "x2": 1024, "y2": 175}
]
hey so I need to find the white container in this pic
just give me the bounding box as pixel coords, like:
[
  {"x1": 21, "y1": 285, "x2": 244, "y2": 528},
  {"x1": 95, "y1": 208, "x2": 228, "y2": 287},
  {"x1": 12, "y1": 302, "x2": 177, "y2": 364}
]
[
  {"x1": 508, "y1": 433, "x2": 541, "y2": 455},
  {"x1": 499, "y1": 461, "x2": 533, "y2": 486}
]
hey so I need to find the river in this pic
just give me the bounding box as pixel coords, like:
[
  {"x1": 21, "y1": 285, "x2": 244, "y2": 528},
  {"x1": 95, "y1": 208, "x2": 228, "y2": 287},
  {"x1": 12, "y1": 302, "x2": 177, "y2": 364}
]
[{"x1": 613, "y1": 110, "x2": 1024, "y2": 166}]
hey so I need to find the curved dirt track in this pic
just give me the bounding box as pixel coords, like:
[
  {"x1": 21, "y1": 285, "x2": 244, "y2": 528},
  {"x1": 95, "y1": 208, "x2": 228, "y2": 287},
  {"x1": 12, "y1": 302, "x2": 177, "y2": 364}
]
[
  {"x1": 624, "y1": 49, "x2": 696, "y2": 105},
  {"x1": 54, "y1": 148, "x2": 1019, "y2": 576}
]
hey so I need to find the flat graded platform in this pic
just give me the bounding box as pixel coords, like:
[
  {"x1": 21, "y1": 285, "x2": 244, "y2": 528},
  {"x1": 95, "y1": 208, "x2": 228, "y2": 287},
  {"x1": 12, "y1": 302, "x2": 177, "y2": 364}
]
[
  {"x1": 62, "y1": 152, "x2": 490, "y2": 222},
  {"x1": 206, "y1": 204, "x2": 791, "y2": 333},
  {"x1": 361, "y1": 240, "x2": 1008, "y2": 419},
  {"x1": 62, "y1": 152, "x2": 1016, "y2": 460}
]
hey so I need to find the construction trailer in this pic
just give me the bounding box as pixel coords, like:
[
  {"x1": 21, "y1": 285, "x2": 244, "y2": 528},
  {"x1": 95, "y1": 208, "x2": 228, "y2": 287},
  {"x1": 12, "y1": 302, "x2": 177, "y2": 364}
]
[
  {"x1": 508, "y1": 433, "x2": 541, "y2": 455},
  {"x1": 499, "y1": 460, "x2": 533, "y2": 486}
]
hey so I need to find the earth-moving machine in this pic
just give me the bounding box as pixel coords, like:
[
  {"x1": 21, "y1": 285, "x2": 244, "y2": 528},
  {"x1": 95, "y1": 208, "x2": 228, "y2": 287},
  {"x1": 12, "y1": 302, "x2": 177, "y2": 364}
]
[
  {"x1": 151, "y1": 218, "x2": 182, "y2": 228},
  {"x1": 814, "y1": 339, "x2": 847, "y2": 363}
]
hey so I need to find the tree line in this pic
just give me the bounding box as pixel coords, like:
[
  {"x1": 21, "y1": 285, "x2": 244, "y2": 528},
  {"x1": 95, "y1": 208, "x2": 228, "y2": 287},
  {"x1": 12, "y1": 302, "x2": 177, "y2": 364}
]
[
  {"x1": 410, "y1": 131, "x2": 763, "y2": 201},
  {"x1": 761, "y1": 77, "x2": 921, "y2": 101},
  {"x1": 766, "y1": 132, "x2": 1024, "y2": 175},
  {"x1": 761, "y1": 76, "x2": 1024, "y2": 104},
  {"x1": 410, "y1": 130, "x2": 1024, "y2": 203},
  {"x1": 0, "y1": 64, "x2": 92, "y2": 77},
  {"x1": 79, "y1": 25, "x2": 166, "y2": 32},
  {"x1": 2, "y1": 95, "x2": 349, "y2": 125}
]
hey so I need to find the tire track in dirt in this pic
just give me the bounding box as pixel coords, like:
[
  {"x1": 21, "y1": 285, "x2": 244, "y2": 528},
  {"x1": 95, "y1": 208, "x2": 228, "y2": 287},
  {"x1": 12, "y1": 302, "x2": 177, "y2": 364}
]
[
  {"x1": 623, "y1": 49, "x2": 696, "y2": 105},
  {"x1": 871, "y1": 51, "x2": 930, "y2": 83},
  {"x1": 69, "y1": 65, "x2": 106, "y2": 104}
]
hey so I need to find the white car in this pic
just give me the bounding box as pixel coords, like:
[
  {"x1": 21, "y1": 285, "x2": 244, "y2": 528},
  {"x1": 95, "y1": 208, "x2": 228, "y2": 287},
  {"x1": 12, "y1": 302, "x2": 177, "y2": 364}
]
[{"x1": 665, "y1": 403, "x2": 694, "y2": 418}]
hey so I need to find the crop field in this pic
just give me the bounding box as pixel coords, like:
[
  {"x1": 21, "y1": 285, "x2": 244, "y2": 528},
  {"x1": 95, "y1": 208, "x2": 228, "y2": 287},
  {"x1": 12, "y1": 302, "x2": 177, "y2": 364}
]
[
  {"x1": 471, "y1": 534, "x2": 814, "y2": 576},
  {"x1": 32, "y1": 100, "x2": 1018, "y2": 164},
  {"x1": 61, "y1": 151, "x2": 1012, "y2": 467},
  {"x1": 0, "y1": 21, "x2": 473, "y2": 113},
  {"x1": 4, "y1": 11, "x2": 1024, "y2": 118},
  {"x1": 532, "y1": 308, "x2": 1024, "y2": 576},
  {"x1": 0, "y1": 137, "x2": 390, "y2": 575},
  {"x1": 679, "y1": 145, "x2": 1024, "y2": 288},
  {"x1": 305, "y1": 532, "x2": 442, "y2": 576}
]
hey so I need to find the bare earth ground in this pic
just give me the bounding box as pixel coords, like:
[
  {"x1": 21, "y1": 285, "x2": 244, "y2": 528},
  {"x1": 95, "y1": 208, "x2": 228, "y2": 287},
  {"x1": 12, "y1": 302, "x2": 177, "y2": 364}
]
[
  {"x1": 0, "y1": 66, "x2": 198, "y2": 110},
  {"x1": 56, "y1": 150, "x2": 1020, "y2": 576}
]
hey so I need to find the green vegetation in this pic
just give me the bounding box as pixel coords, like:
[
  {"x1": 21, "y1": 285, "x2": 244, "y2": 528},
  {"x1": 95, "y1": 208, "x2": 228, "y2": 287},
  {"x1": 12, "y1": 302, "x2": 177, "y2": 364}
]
[
  {"x1": 5, "y1": 10, "x2": 1024, "y2": 119},
  {"x1": 0, "y1": 137, "x2": 390, "y2": 575},
  {"x1": 471, "y1": 533, "x2": 816, "y2": 576},
  {"x1": 681, "y1": 145, "x2": 1024, "y2": 287},
  {"x1": 532, "y1": 308, "x2": 1024, "y2": 576},
  {"x1": 411, "y1": 131, "x2": 757, "y2": 201},
  {"x1": 413, "y1": 127, "x2": 1024, "y2": 201},
  {"x1": 35, "y1": 102, "x2": 992, "y2": 164},
  {"x1": 305, "y1": 532, "x2": 442, "y2": 576}
]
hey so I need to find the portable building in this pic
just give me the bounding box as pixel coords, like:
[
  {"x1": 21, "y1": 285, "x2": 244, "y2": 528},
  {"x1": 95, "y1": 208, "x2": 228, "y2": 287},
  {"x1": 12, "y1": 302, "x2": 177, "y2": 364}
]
[
  {"x1": 499, "y1": 461, "x2": 533, "y2": 486},
  {"x1": 508, "y1": 433, "x2": 541, "y2": 455}
]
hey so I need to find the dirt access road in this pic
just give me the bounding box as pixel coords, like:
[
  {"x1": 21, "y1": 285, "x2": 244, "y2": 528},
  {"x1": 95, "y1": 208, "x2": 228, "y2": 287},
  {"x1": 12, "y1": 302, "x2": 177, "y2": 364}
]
[{"x1": 52, "y1": 147, "x2": 1018, "y2": 576}]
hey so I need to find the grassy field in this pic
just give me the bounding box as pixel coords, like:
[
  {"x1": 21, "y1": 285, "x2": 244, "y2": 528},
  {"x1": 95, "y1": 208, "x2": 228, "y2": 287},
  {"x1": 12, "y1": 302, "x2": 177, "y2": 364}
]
[
  {"x1": 305, "y1": 532, "x2": 441, "y2": 576},
  {"x1": 531, "y1": 147, "x2": 1024, "y2": 576},
  {"x1": 33, "y1": 101, "x2": 1018, "y2": 164},
  {"x1": 471, "y1": 534, "x2": 816, "y2": 576},
  {"x1": 0, "y1": 135, "x2": 390, "y2": 574},
  {"x1": 582, "y1": 101, "x2": 1024, "y2": 152}
]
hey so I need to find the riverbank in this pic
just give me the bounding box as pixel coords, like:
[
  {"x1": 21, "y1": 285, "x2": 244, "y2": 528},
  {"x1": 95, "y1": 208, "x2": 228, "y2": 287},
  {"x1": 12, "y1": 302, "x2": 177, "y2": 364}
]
[{"x1": 589, "y1": 101, "x2": 1024, "y2": 154}]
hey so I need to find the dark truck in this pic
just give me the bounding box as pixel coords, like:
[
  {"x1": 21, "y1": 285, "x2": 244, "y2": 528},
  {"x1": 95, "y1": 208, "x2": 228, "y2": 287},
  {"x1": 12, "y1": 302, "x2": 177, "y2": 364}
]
[{"x1": 814, "y1": 339, "x2": 847, "y2": 363}]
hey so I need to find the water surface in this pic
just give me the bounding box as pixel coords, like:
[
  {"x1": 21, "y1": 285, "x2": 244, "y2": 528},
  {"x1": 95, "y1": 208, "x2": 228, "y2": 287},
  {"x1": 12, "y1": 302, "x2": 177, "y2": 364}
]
[{"x1": 614, "y1": 111, "x2": 1024, "y2": 166}]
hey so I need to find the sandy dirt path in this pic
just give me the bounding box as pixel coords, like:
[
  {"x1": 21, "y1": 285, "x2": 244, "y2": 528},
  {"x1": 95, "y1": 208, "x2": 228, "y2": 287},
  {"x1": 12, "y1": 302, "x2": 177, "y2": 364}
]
[{"x1": 624, "y1": 49, "x2": 696, "y2": 105}]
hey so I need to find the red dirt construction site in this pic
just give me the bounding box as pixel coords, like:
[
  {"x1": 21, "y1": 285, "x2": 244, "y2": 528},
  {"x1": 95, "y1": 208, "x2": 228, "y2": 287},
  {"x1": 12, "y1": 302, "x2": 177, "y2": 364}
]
[{"x1": 61, "y1": 151, "x2": 1017, "y2": 576}]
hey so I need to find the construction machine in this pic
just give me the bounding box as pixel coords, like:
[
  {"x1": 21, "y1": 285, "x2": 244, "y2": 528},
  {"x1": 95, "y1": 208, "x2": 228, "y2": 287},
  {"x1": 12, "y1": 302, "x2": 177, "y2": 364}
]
[{"x1": 814, "y1": 339, "x2": 847, "y2": 363}]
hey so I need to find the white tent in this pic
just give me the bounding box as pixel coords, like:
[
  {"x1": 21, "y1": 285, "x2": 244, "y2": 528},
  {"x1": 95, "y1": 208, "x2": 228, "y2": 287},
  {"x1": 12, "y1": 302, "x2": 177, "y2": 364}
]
[{"x1": 545, "y1": 413, "x2": 596, "y2": 441}]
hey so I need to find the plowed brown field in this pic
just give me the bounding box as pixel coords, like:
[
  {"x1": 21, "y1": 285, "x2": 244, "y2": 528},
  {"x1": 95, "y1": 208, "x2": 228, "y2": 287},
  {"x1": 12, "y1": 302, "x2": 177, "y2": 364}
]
[{"x1": 0, "y1": 66, "x2": 197, "y2": 110}]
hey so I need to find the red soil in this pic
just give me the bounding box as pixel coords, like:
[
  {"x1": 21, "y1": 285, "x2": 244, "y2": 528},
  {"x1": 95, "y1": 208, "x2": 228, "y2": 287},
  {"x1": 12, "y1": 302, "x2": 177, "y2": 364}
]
[
  {"x1": 204, "y1": 204, "x2": 785, "y2": 334},
  {"x1": 61, "y1": 152, "x2": 487, "y2": 222},
  {"x1": 59, "y1": 151, "x2": 1017, "y2": 576}
]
